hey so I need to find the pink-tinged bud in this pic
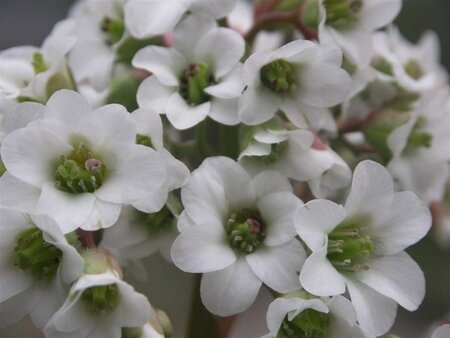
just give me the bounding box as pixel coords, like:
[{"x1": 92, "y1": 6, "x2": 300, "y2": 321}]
[
  {"x1": 85, "y1": 158, "x2": 102, "y2": 172},
  {"x1": 311, "y1": 131, "x2": 328, "y2": 151},
  {"x1": 163, "y1": 33, "x2": 173, "y2": 47}
]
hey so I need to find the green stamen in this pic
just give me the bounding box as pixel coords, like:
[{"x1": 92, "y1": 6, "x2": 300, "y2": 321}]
[
  {"x1": 324, "y1": 0, "x2": 363, "y2": 30},
  {"x1": 260, "y1": 59, "x2": 298, "y2": 94},
  {"x1": 32, "y1": 52, "x2": 48, "y2": 75},
  {"x1": 54, "y1": 143, "x2": 106, "y2": 194},
  {"x1": 278, "y1": 309, "x2": 331, "y2": 338},
  {"x1": 179, "y1": 63, "x2": 214, "y2": 105},
  {"x1": 81, "y1": 284, "x2": 120, "y2": 313},
  {"x1": 101, "y1": 16, "x2": 125, "y2": 45},
  {"x1": 226, "y1": 209, "x2": 266, "y2": 254}
]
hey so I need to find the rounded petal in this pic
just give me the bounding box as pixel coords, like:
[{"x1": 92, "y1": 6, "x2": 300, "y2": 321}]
[
  {"x1": 189, "y1": 0, "x2": 236, "y2": 18},
  {"x1": 82, "y1": 199, "x2": 122, "y2": 231},
  {"x1": 116, "y1": 281, "x2": 152, "y2": 327},
  {"x1": 204, "y1": 64, "x2": 244, "y2": 99},
  {"x1": 209, "y1": 98, "x2": 240, "y2": 126},
  {"x1": 359, "y1": 0, "x2": 402, "y2": 31},
  {"x1": 238, "y1": 87, "x2": 279, "y2": 125},
  {"x1": 295, "y1": 199, "x2": 347, "y2": 251},
  {"x1": 136, "y1": 76, "x2": 176, "y2": 113},
  {"x1": 251, "y1": 170, "x2": 293, "y2": 199},
  {"x1": 45, "y1": 90, "x2": 91, "y2": 128},
  {"x1": 0, "y1": 172, "x2": 40, "y2": 213},
  {"x1": 166, "y1": 93, "x2": 210, "y2": 130},
  {"x1": 130, "y1": 107, "x2": 164, "y2": 148},
  {"x1": 246, "y1": 239, "x2": 305, "y2": 293},
  {"x1": 432, "y1": 325, "x2": 450, "y2": 338},
  {"x1": 171, "y1": 221, "x2": 236, "y2": 273},
  {"x1": 299, "y1": 244, "x2": 347, "y2": 296},
  {"x1": 200, "y1": 258, "x2": 262, "y2": 316},
  {"x1": 0, "y1": 286, "x2": 37, "y2": 328}
]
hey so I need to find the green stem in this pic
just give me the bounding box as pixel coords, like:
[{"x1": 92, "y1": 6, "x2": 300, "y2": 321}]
[
  {"x1": 219, "y1": 125, "x2": 240, "y2": 160},
  {"x1": 195, "y1": 120, "x2": 212, "y2": 158},
  {"x1": 187, "y1": 275, "x2": 218, "y2": 338}
]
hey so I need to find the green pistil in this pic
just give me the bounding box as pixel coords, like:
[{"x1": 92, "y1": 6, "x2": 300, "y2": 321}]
[
  {"x1": 81, "y1": 284, "x2": 120, "y2": 313},
  {"x1": 179, "y1": 63, "x2": 214, "y2": 105},
  {"x1": 135, "y1": 206, "x2": 174, "y2": 234},
  {"x1": 261, "y1": 142, "x2": 287, "y2": 164},
  {"x1": 260, "y1": 59, "x2": 297, "y2": 94},
  {"x1": 54, "y1": 144, "x2": 106, "y2": 194},
  {"x1": 324, "y1": 0, "x2": 363, "y2": 30},
  {"x1": 136, "y1": 134, "x2": 153, "y2": 148},
  {"x1": 101, "y1": 16, "x2": 125, "y2": 45},
  {"x1": 371, "y1": 57, "x2": 394, "y2": 76},
  {"x1": 226, "y1": 209, "x2": 266, "y2": 254},
  {"x1": 404, "y1": 59, "x2": 423, "y2": 80},
  {"x1": 277, "y1": 309, "x2": 331, "y2": 338},
  {"x1": 32, "y1": 52, "x2": 48, "y2": 75},
  {"x1": 327, "y1": 216, "x2": 375, "y2": 272},
  {"x1": 122, "y1": 327, "x2": 143, "y2": 338},
  {"x1": 14, "y1": 227, "x2": 63, "y2": 281}
]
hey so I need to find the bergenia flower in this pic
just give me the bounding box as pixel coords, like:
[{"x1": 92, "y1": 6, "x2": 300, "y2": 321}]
[
  {"x1": 239, "y1": 40, "x2": 351, "y2": 129},
  {"x1": 295, "y1": 160, "x2": 431, "y2": 335},
  {"x1": 262, "y1": 295, "x2": 371, "y2": 338},
  {"x1": 125, "y1": 0, "x2": 237, "y2": 39},
  {"x1": 0, "y1": 209, "x2": 83, "y2": 329},
  {"x1": 0, "y1": 90, "x2": 167, "y2": 233},
  {"x1": 134, "y1": 15, "x2": 245, "y2": 129},
  {"x1": 171, "y1": 157, "x2": 306, "y2": 316}
]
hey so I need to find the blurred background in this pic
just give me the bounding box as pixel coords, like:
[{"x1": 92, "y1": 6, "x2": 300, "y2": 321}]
[{"x1": 1, "y1": 0, "x2": 449, "y2": 337}]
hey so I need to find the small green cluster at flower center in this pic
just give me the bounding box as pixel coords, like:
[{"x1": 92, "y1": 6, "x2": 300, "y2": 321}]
[
  {"x1": 14, "y1": 226, "x2": 63, "y2": 280},
  {"x1": 260, "y1": 59, "x2": 298, "y2": 94},
  {"x1": 101, "y1": 16, "x2": 125, "y2": 45},
  {"x1": 32, "y1": 52, "x2": 48, "y2": 75},
  {"x1": 278, "y1": 309, "x2": 331, "y2": 338},
  {"x1": 81, "y1": 284, "x2": 120, "y2": 313},
  {"x1": 261, "y1": 142, "x2": 287, "y2": 164},
  {"x1": 404, "y1": 59, "x2": 424, "y2": 80},
  {"x1": 324, "y1": 0, "x2": 363, "y2": 29},
  {"x1": 226, "y1": 209, "x2": 266, "y2": 254},
  {"x1": 122, "y1": 327, "x2": 144, "y2": 338},
  {"x1": 135, "y1": 206, "x2": 174, "y2": 234},
  {"x1": 54, "y1": 143, "x2": 106, "y2": 194},
  {"x1": 136, "y1": 134, "x2": 153, "y2": 148},
  {"x1": 327, "y1": 216, "x2": 375, "y2": 272},
  {"x1": 180, "y1": 63, "x2": 214, "y2": 106}
]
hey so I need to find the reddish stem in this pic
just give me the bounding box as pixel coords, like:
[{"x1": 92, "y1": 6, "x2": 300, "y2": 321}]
[
  {"x1": 76, "y1": 229, "x2": 96, "y2": 248},
  {"x1": 217, "y1": 316, "x2": 237, "y2": 338}
]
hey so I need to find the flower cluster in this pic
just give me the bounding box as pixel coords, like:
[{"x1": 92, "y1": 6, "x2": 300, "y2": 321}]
[{"x1": 1, "y1": 0, "x2": 449, "y2": 337}]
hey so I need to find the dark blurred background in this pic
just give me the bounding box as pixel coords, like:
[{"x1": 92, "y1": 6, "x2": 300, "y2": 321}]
[{"x1": 1, "y1": 0, "x2": 449, "y2": 337}]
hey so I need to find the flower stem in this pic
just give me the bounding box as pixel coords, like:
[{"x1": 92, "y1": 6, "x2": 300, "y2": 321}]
[
  {"x1": 76, "y1": 229, "x2": 97, "y2": 248},
  {"x1": 187, "y1": 275, "x2": 218, "y2": 338},
  {"x1": 219, "y1": 125, "x2": 240, "y2": 160}
]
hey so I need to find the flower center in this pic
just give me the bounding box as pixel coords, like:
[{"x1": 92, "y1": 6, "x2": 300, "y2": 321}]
[
  {"x1": 327, "y1": 216, "x2": 375, "y2": 272},
  {"x1": 101, "y1": 16, "x2": 125, "y2": 45},
  {"x1": 136, "y1": 134, "x2": 153, "y2": 148},
  {"x1": 324, "y1": 0, "x2": 363, "y2": 29},
  {"x1": 81, "y1": 284, "x2": 120, "y2": 313},
  {"x1": 279, "y1": 309, "x2": 331, "y2": 338},
  {"x1": 135, "y1": 206, "x2": 175, "y2": 234},
  {"x1": 404, "y1": 59, "x2": 424, "y2": 80},
  {"x1": 14, "y1": 226, "x2": 65, "y2": 280},
  {"x1": 122, "y1": 327, "x2": 144, "y2": 338},
  {"x1": 260, "y1": 59, "x2": 298, "y2": 94},
  {"x1": 226, "y1": 209, "x2": 266, "y2": 254},
  {"x1": 180, "y1": 63, "x2": 214, "y2": 105},
  {"x1": 54, "y1": 143, "x2": 106, "y2": 194}
]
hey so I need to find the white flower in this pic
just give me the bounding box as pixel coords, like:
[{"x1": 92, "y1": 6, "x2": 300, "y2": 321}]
[
  {"x1": 295, "y1": 160, "x2": 431, "y2": 335},
  {"x1": 125, "y1": 0, "x2": 237, "y2": 39},
  {"x1": 239, "y1": 40, "x2": 351, "y2": 129},
  {"x1": 0, "y1": 90, "x2": 167, "y2": 233},
  {"x1": 0, "y1": 209, "x2": 83, "y2": 329},
  {"x1": 387, "y1": 88, "x2": 450, "y2": 204},
  {"x1": 44, "y1": 269, "x2": 152, "y2": 338},
  {"x1": 262, "y1": 295, "x2": 371, "y2": 338},
  {"x1": 239, "y1": 123, "x2": 351, "y2": 197},
  {"x1": 430, "y1": 325, "x2": 450, "y2": 338},
  {"x1": 0, "y1": 19, "x2": 77, "y2": 103},
  {"x1": 171, "y1": 156, "x2": 306, "y2": 316},
  {"x1": 134, "y1": 15, "x2": 245, "y2": 129},
  {"x1": 318, "y1": 0, "x2": 402, "y2": 65},
  {"x1": 372, "y1": 26, "x2": 448, "y2": 93}
]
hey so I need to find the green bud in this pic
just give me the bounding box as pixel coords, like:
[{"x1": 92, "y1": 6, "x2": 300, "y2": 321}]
[
  {"x1": 122, "y1": 327, "x2": 143, "y2": 338},
  {"x1": 136, "y1": 134, "x2": 153, "y2": 148},
  {"x1": 32, "y1": 52, "x2": 48, "y2": 74},
  {"x1": 14, "y1": 226, "x2": 63, "y2": 281},
  {"x1": 278, "y1": 309, "x2": 331, "y2": 338},
  {"x1": 260, "y1": 59, "x2": 298, "y2": 94},
  {"x1": 226, "y1": 209, "x2": 266, "y2": 254},
  {"x1": 81, "y1": 284, "x2": 120, "y2": 313},
  {"x1": 82, "y1": 248, "x2": 113, "y2": 275},
  {"x1": 324, "y1": 0, "x2": 363, "y2": 30},
  {"x1": 179, "y1": 63, "x2": 213, "y2": 105},
  {"x1": 302, "y1": 0, "x2": 321, "y2": 30},
  {"x1": 101, "y1": 17, "x2": 125, "y2": 45},
  {"x1": 407, "y1": 130, "x2": 432, "y2": 148}
]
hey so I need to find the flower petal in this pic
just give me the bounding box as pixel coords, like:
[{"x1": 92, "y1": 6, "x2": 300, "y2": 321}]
[
  {"x1": 166, "y1": 92, "x2": 210, "y2": 130},
  {"x1": 136, "y1": 76, "x2": 176, "y2": 113},
  {"x1": 238, "y1": 86, "x2": 279, "y2": 125},
  {"x1": 0, "y1": 172, "x2": 40, "y2": 213},
  {"x1": 45, "y1": 90, "x2": 91, "y2": 129}
]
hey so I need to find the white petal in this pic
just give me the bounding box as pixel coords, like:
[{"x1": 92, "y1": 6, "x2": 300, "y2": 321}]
[
  {"x1": 299, "y1": 244, "x2": 347, "y2": 296},
  {"x1": 171, "y1": 221, "x2": 236, "y2": 273},
  {"x1": 0, "y1": 172, "x2": 40, "y2": 213},
  {"x1": 238, "y1": 86, "x2": 279, "y2": 125},
  {"x1": 195, "y1": 28, "x2": 245, "y2": 78},
  {"x1": 0, "y1": 286, "x2": 37, "y2": 328},
  {"x1": 45, "y1": 90, "x2": 91, "y2": 128},
  {"x1": 125, "y1": 0, "x2": 186, "y2": 38},
  {"x1": 130, "y1": 107, "x2": 164, "y2": 148},
  {"x1": 345, "y1": 277, "x2": 397, "y2": 336},
  {"x1": 326, "y1": 295, "x2": 357, "y2": 326},
  {"x1": 36, "y1": 182, "x2": 96, "y2": 233},
  {"x1": 345, "y1": 160, "x2": 394, "y2": 216},
  {"x1": 116, "y1": 281, "x2": 152, "y2": 327},
  {"x1": 200, "y1": 258, "x2": 262, "y2": 316},
  {"x1": 251, "y1": 170, "x2": 293, "y2": 199},
  {"x1": 132, "y1": 47, "x2": 186, "y2": 86},
  {"x1": 209, "y1": 98, "x2": 240, "y2": 125},
  {"x1": 0, "y1": 102, "x2": 45, "y2": 135},
  {"x1": 359, "y1": 0, "x2": 402, "y2": 31},
  {"x1": 298, "y1": 63, "x2": 351, "y2": 108},
  {"x1": 355, "y1": 252, "x2": 425, "y2": 311},
  {"x1": 295, "y1": 199, "x2": 346, "y2": 251},
  {"x1": 432, "y1": 325, "x2": 450, "y2": 338},
  {"x1": 246, "y1": 239, "x2": 305, "y2": 293},
  {"x1": 189, "y1": 0, "x2": 236, "y2": 18},
  {"x1": 1, "y1": 124, "x2": 72, "y2": 187},
  {"x1": 204, "y1": 64, "x2": 244, "y2": 99},
  {"x1": 161, "y1": 149, "x2": 190, "y2": 190},
  {"x1": 136, "y1": 76, "x2": 176, "y2": 113},
  {"x1": 258, "y1": 192, "x2": 302, "y2": 246},
  {"x1": 82, "y1": 199, "x2": 122, "y2": 231},
  {"x1": 328, "y1": 318, "x2": 369, "y2": 338},
  {"x1": 30, "y1": 279, "x2": 65, "y2": 329},
  {"x1": 166, "y1": 92, "x2": 210, "y2": 130}
]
